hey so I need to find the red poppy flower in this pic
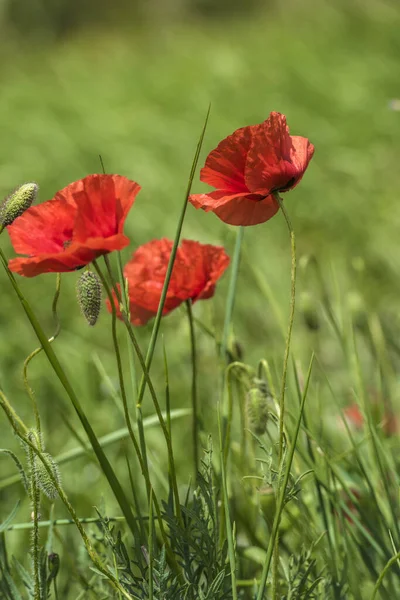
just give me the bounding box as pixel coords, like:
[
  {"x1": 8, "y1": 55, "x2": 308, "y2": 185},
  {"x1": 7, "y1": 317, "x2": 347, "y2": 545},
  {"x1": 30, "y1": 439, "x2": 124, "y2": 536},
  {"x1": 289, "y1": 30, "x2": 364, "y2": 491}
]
[
  {"x1": 107, "y1": 238, "x2": 230, "y2": 325},
  {"x1": 7, "y1": 174, "x2": 140, "y2": 277},
  {"x1": 189, "y1": 112, "x2": 314, "y2": 226}
]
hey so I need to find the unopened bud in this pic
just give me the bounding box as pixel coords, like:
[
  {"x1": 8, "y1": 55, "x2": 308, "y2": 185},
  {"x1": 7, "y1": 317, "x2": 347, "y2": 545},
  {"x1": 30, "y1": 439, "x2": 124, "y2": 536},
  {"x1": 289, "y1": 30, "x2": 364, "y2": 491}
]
[
  {"x1": 246, "y1": 381, "x2": 271, "y2": 435},
  {"x1": 76, "y1": 271, "x2": 102, "y2": 326},
  {"x1": 0, "y1": 183, "x2": 38, "y2": 227},
  {"x1": 35, "y1": 453, "x2": 61, "y2": 500},
  {"x1": 48, "y1": 553, "x2": 60, "y2": 581}
]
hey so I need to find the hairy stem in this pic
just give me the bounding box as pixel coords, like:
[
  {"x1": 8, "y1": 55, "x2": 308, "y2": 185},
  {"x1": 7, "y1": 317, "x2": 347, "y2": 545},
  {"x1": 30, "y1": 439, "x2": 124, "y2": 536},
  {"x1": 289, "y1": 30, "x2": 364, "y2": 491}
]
[{"x1": 186, "y1": 300, "x2": 199, "y2": 480}]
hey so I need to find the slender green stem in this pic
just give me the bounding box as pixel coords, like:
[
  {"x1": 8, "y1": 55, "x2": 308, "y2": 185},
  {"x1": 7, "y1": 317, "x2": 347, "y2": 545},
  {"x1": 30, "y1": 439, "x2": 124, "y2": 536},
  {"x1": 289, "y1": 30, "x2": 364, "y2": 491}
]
[
  {"x1": 93, "y1": 260, "x2": 145, "y2": 486},
  {"x1": 0, "y1": 246, "x2": 138, "y2": 540},
  {"x1": 274, "y1": 194, "x2": 296, "y2": 462},
  {"x1": 136, "y1": 106, "x2": 210, "y2": 410},
  {"x1": 100, "y1": 258, "x2": 183, "y2": 525},
  {"x1": 23, "y1": 273, "x2": 61, "y2": 440},
  {"x1": 218, "y1": 405, "x2": 238, "y2": 600},
  {"x1": 372, "y1": 551, "x2": 400, "y2": 600},
  {"x1": 186, "y1": 300, "x2": 199, "y2": 480},
  {"x1": 94, "y1": 261, "x2": 182, "y2": 574},
  {"x1": 103, "y1": 255, "x2": 151, "y2": 494},
  {"x1": 0, "y1": 394, "x2": 134, "y2": 600},
  {"x1": 256, "y1": 354, "x2": 314, "y2": 600},
  {"x1": 28, "y1": 446, "x2": 40, "y2": 600},
  {"x1": 148, "y1": 487, "x2": 154, "y2": 600},
  {"x1": 271, "y1": 194, "x2": 296, "y2": 598},
  {"x1": 220, "y1": 226, "x2": 244, "y2": 363}
]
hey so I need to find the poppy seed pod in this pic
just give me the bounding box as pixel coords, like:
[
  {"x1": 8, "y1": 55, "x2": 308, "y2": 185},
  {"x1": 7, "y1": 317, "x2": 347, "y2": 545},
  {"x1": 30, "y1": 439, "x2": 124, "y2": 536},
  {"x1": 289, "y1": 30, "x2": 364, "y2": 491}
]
[
  {"x1": 76, "y1": 271, "x2": 102, "y2": 326},
  {"x1": 0, "y1": 182, "x2": 38, "y2": 227}
]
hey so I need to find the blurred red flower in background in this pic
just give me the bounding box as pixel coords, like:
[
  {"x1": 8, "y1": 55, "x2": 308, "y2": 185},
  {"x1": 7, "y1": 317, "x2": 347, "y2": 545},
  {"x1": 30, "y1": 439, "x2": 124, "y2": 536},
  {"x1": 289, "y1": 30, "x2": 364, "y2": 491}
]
[
  {"x1": 189, "y1": 111, "x2": 314, "y2": 226},
  {"x1": 7, "y1": 174, "x2": 140, "y2": 277},
  {"x1": 343, "y1": 401, "x2": 398, "y2": 436},
  {"x1": 107, "y1": 238, "x2": 230, "y2": 325}
]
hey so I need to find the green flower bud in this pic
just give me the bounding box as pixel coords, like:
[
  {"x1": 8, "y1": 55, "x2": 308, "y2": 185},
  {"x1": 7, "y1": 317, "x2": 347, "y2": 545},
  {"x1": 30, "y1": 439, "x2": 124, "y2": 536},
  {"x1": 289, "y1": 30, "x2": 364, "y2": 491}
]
[
  {"x1": 0, "y1": 183, "x2": 38, "y2": 227},
  {"x1": 35, "y1": 453, "x2": 61, "y2": 500},
  {"x1": 47, "y1": 553, "x2": 60, "y2": 581},
  {"x1": 246, "y1": 382, "x2": 271, "y2": 435},
  {"x1": 76, "y1": 271, "x2": 102, "y2": 326}
]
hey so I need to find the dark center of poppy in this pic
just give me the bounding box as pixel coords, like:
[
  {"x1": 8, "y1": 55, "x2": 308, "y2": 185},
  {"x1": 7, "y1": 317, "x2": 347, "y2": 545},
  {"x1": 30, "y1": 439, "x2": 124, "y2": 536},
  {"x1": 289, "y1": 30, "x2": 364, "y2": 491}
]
[{"x1": 63, "y1": 240, "x2": 72, "y2": 249}]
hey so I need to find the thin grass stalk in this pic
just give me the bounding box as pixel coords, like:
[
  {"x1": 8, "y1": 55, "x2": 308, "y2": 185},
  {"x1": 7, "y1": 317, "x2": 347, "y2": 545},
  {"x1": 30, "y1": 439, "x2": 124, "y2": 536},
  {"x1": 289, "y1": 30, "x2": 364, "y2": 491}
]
[
  {"x1": 95, "y1": 260, "x2": 183, "y2": 564},
  {"x1": 372, "y1": 551, "x2": 400, "y2": 600},
  {"x1": 186, "y1": 300, "x2": 199, "y2": 480},
  {"x1": 104, "y1": 255, "x2": 151, "y2": 491},
  {"x1": 148, "y1": 488, "x2": 154, "y2": 600},
  {"x1": 100, "y1": 258, "x2": 183, "y2": 525},
  {"x1": 220, "y1": 226, "x2": 244, "y2": 363},
  {"x1": 0, "y1": 409, "x2": 191, "y2": 491},
  {"x1": 28, "y1": 447, "x2": 40, "y2": 600},
  {"x1": 292, "y1": 362, "x2": 339, "y2": 582},
  {"x1": 350, "y1": 325, "x2": 400, "y2": 542},
  {"x1": 256, "y1": 354, "x2": 314, "y2": 600},
  {"x1": 0, "y1": 393, "x2": 134, "y2": 600},
  {"x1": 218, "y1": 405, "x2": 238, "y2": 600},
  {"x1": 0, "y1": 247, "x2": 138, "y2": 541},
  {"x1": 94, "y1": 260, "x2": 145, "y2": 474},
  {"x1": 23, "y1": 274, "x2": 61, "y2": 438},
  {"x1": 271, "y1": 193, "x2": 297, "y2": 598},
  {"x1": 136, "y1": 106, "x2": 210, "y2": 410}
]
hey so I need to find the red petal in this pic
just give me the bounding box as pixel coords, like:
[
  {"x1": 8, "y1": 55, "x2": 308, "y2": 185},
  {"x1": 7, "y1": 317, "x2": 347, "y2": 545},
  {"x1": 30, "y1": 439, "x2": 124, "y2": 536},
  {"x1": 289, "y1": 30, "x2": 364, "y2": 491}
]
[
  {"x1": 285, "y1": 136, "x2": 315, "y2": 191},
  {"x1": 245, "y1": 112, "x2": 293, "y2": 193},
  {"x1": 7, "y1": 198, "x2": 76, "y2": 256},
  {"x1": 189, "y1": 190, "x2": 279, "y2": 226},
  {"x1": 71, "y1": 174, "x2": 140, "y2": 242},
  {"x1": 178, "y1": 240, "x2": 230, "y2": 301},
  {"x1": 200, "y1": 125, "x2": 252, "y2": 193}
]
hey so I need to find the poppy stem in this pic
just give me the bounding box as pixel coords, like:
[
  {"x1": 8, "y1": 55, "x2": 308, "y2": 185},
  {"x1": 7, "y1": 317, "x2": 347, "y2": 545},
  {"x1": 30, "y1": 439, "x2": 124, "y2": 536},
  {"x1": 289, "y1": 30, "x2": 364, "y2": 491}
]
[
  {"x1": 101, "y1": 256, "x2": 184, "y2": 528},
  {"x1": 23, "y1": 273, "x2": 61, "y2": 443},
  {"x1": 272, "y1": 193, "x2": 297, "y2": 598},
  {"x1": 186, "y1": 299, "x2": 199, "y2": 481},
  {"x1": 135, "y1": 105, "x2": 210, "y2": 411},
  {"x1": 220, "y1": 226, "x2": 244, "y2": 364},
  {"x1": 0, "y1": 247, "x2": 140, "y2": 543}
]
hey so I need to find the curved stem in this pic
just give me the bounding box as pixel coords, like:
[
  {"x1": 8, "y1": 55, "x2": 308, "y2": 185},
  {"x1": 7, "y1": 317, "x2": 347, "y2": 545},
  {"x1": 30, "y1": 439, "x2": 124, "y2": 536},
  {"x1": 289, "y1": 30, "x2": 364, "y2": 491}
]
[
  {"x1": 103, "y1": 256, "x2": 183, "y2": 525},
  {"x1": 136, "y1": 107, "x2": 210, "y2": 410},
  {"x1": 186, "y1": 300, "x2": 199, "y2": 479},
  {"x1": 0, "y1": 246, "x2": 138, "y2": 540},
  {"x1": 93, "y1": 261, "x2": 146, "y2": 493},
  {"x1": 23, "y1": 273, "x2": 61, "y2": 440},
  {"x1": 371, "y1": 551, "x2": 400, "y2": 600},
  {"x1": 0, "y1": 393, "x2": 134, "y2": 600},
  {"x1": 256, "y1": 355, "x2": 314, "y2": 600}
]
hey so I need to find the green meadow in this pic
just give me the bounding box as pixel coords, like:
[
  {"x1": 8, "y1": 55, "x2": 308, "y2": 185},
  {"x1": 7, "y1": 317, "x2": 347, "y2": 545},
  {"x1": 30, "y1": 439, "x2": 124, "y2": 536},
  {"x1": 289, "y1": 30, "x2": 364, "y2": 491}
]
[{"x1": 1, "y1": 1, "x2": 400, "y2": 597}]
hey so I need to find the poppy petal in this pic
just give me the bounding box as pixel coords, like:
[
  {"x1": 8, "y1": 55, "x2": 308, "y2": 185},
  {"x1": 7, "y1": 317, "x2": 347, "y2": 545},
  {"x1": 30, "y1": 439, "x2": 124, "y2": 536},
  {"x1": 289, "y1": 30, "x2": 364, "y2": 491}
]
[
  {"x1": 7, "y1": 199, "x2": 76, "y2": 256},
  {"x1": 189, "y1": 190, "x2": 278, "y2": 226},
  {"x1": 200, "y1": 125, "x2": 252, "y2": 193},
  {"x1": 71, "y1": 174, "x2": 140, "y2": 242}
]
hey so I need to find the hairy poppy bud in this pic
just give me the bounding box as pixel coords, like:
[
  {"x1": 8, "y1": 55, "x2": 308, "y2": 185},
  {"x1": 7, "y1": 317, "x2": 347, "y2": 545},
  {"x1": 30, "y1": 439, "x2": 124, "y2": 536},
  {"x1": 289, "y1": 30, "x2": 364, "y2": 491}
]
[
  {"x1": 35, "y1": 452, "x2": 61, "y2": 500},
  {"x1": 48, "y1": 553, "x2": 60, "y2": 581},
  {"x1": 246, "y1": 380, "x2": 271, "y2": 435},
  {"x1": 76, "y1": 271, "x2": 102, "y2": 326},
  {"x1": 0, "y1": 183, "x2": 38, "y2": 227}
]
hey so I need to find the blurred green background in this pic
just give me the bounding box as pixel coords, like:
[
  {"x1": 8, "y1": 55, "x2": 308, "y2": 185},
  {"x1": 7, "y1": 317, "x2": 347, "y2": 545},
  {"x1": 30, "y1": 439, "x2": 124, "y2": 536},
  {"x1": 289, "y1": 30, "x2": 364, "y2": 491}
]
[{"x1": 1, "y1": 0, "x2": 400, "y2": 573}]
